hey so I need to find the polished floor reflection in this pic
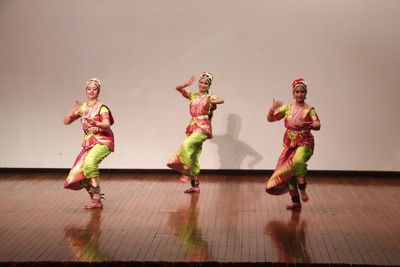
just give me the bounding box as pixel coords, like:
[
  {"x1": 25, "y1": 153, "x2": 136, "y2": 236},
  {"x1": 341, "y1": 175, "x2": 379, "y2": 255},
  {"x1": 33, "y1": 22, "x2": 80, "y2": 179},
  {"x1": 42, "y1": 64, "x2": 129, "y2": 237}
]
[
  {"x1": 64, "y1": 209, "x2": 106, "y2": 261},
  {"x1": 167, "y1": 194, "x2": 212, "y2": 261},
  {"x1": 265, "y1": 210, "x2": 310, "y2": 263},
  {"x1": 0, "y1": 172, "x2": 399, "y2": 265}
]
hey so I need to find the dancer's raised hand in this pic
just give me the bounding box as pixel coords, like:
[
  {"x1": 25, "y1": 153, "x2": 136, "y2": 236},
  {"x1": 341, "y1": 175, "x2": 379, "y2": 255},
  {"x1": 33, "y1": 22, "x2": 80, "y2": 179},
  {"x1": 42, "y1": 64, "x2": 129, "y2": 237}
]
[{"x1": 176, "y1": 75, "x2": 196, "y2": 90}]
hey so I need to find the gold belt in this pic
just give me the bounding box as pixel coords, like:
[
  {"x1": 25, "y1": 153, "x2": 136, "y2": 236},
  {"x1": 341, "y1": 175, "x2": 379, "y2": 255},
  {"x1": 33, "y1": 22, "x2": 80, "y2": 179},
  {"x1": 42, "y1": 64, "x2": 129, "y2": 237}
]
[{"x1": 192, "y1": 115, "x2": 209, "y2": 120}]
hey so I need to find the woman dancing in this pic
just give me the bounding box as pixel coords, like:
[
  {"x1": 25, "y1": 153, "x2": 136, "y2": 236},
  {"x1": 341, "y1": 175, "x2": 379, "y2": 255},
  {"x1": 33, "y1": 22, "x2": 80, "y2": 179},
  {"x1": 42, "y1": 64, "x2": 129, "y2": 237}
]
[
  {"x1": 266, "y1": 78, "x2": 320, "y2": 209},
  {"x1": 63, "y1": 78, "x2": 114, "y2": 209},
  {"x1": 167, "y1": 73, "x2": 224, "y2": 193}
]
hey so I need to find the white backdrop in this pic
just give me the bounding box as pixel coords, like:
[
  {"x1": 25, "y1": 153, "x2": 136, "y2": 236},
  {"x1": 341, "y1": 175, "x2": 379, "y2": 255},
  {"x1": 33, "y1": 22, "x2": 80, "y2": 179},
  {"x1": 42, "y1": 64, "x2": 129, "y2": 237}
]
[{"x1": 0, "y1": 0, "x2": 399, "y2": 171}]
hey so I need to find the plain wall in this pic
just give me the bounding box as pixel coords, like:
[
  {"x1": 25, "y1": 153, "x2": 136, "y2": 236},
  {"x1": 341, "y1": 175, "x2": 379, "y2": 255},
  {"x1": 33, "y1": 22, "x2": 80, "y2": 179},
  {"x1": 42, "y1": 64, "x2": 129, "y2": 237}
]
[{"x1": 0, "y1": 0, "x2": 399, "y2": 171}]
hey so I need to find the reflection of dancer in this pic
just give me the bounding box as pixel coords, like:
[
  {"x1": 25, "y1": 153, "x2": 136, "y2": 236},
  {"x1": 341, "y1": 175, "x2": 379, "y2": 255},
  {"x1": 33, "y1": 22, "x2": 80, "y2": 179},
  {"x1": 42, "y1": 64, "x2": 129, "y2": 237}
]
[
  {"x1": 266, "y1": 79, "x2": 320, "y2": 209},
  {"x1": 211, "y1": 114, "x2": 262, "y2": 169},
  {"x1": 63, "y1": 78, "x2": 115, "y2": 209},
  {"x1": 264, "y1": 211, "x2": 310, "y2": 263},
  {"x1": 168, "y1": 194, "x2": 212, "y2": 261},
  {"x1": 65, "y1": 209, "x2": 105, "y2": 261},
  {"x1": 167, "y1": 73, "x2": 224, "y2": 193}
]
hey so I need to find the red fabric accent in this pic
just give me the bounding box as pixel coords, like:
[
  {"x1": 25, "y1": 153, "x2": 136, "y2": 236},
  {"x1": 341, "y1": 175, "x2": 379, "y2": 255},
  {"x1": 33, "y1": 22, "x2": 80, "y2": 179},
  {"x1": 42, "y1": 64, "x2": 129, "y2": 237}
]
[
  {"x1": 291, "y1": 78, "x2": 305, "y2": 87},
  {"x1": 167, "y1": 155, "x2": 186, "y2": 174}
]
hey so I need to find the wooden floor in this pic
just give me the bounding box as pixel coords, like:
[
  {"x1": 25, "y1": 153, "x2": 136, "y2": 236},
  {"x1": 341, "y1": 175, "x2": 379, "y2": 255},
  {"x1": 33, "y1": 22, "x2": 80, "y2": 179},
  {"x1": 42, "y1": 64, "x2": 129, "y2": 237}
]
[{"x1": 0, "y1": 172, "x2": 399, "y2": 266}]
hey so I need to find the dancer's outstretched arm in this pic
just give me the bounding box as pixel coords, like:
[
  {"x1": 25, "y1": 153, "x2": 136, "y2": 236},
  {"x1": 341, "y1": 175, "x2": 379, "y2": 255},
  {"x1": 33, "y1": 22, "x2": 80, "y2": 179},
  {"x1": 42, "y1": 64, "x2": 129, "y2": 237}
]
[
  {"x1": 267, "y1": 98, "x2": 284, "y2": 122},
  {"x1": 64, "y1": 100, "x2": 82, "y2": 125},
  {"x1": 176, "y1": 75, "x2": 195, "y2": 93},
  {"x1": 209, "y1": 95, "x2": 224, "y2": 105}
]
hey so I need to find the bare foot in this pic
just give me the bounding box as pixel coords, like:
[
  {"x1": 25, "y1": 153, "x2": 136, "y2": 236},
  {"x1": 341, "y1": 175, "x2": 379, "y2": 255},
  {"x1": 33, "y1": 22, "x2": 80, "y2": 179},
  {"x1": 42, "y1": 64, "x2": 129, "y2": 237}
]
[
  {"x1": 299, "y1": 190, "x2": 309, "y2": 202},
  {"x1": 286, "y1": 203, "x2": 302, "y2": 210},
  {"x1": 184, "y1": 187, "x2": 200, "y2": 193},
  {"x1": 83, "y1": 202, "x2": 103, "y2": 209}
]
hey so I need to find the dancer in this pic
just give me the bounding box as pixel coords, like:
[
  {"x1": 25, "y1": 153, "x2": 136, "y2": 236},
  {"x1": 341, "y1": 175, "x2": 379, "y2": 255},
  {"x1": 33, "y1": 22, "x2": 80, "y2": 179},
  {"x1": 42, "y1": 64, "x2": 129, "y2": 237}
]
[
  {"x1": 266, "y1": 78, "x2": 320, "y2": 209},
  {"x1": 63, "y1": 78, "x2": 114, "y2": 209},
  {"x1": 167, "y1": 72, "x2": 224, "y2": 193}
]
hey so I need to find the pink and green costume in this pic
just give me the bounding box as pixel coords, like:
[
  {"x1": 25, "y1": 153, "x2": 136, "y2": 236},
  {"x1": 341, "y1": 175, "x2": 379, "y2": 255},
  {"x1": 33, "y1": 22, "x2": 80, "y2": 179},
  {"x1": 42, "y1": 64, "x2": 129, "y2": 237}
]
[
  {"x1": 266, "y1": 104, "x2": 319, "y2": 195},
  {"x1": 167, "y1": 90, "x2": 218, "y2": 176},
  {"x1": 64, "y1": 102, "x2": 114, "y2": 191}
]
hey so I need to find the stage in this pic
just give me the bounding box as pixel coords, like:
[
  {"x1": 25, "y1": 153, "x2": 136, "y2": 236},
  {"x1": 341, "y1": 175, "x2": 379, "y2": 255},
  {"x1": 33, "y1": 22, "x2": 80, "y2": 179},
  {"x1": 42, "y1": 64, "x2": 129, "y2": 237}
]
[{"x1": 0, "y1": 172, "x2": 399, "y2": 266}]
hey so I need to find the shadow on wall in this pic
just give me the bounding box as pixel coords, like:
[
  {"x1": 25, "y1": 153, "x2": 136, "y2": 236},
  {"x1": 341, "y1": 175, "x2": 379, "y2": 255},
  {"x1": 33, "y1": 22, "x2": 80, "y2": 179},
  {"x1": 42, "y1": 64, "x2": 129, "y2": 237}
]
[{"x1": 211, "y1": 113, "x2": 262, "y2": 169}]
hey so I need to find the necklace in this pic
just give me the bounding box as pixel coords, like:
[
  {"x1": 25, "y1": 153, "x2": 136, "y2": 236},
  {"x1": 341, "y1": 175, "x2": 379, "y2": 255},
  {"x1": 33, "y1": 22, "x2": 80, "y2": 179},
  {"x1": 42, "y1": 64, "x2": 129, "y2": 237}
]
[
  {"x1": 87, "y1": 100, "x2": 97, "y2": 107},
  {"x1": 289, "y1": 104, "x2": 304, "y2": 121}
]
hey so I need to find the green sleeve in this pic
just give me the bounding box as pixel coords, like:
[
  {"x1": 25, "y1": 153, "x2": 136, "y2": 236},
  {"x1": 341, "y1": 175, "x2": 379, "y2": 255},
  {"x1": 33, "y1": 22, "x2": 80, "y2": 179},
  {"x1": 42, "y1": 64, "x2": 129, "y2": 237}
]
[
  {"x1": 279, "y1": 104, "x2": 290, "y2": 117},
  {"x1": 79, "y1": 103, "x2": 86, "y2": 114},
  {"x1": 309, "y1": 108, "x2": 317, "y2": 116},
  {"x1": 100, "y1": 106, "x2": 110, "y2": 114},
  {"x1": 189, "y1": 92, "x2": 197, "y2": 101}
]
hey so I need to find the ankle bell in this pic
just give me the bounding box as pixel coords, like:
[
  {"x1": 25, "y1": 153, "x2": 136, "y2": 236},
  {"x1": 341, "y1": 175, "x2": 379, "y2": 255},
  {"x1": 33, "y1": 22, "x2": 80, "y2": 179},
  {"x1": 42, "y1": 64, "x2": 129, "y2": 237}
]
[
  {"x1": 298, "y1": 182, "x2": 307, "y2": 191},
  {"x1": 191, "y1": 179, "x2": 199, "y2": 187}
]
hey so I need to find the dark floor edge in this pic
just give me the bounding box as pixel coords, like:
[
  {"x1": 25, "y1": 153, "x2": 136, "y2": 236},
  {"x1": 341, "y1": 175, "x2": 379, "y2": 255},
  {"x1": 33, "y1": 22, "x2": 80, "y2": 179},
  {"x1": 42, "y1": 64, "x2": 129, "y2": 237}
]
[
  {"x1": 0, "y1": 168, "x2": 398, "y2": 177},
  {"x1": 0, "y1": 261, "x2": 392, "y2": 267}
]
